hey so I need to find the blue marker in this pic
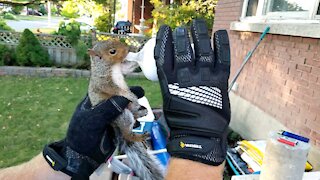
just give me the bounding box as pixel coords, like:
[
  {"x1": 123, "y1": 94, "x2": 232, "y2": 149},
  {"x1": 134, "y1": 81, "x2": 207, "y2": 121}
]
[{"x1": 278, "y1": 130, "x2": 309, "y2": 143}]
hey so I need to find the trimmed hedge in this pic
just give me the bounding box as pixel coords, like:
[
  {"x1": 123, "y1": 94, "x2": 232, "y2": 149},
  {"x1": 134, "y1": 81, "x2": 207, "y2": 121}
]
[
  {"x1": 0, "y1": 44, "x2": 16, "y2": 66},
  {"x1": 16, "y1": 29, "x2": 51, "y2": 67}
]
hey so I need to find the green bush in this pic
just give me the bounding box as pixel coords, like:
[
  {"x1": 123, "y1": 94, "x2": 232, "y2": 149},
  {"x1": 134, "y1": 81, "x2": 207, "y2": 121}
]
[
  {"x1": 39, "y1": 4, "x2": 47, "y2": 15},
  {"x1": 150, "y1": 0, "x2": 217, "y2": 30},
  {"x1": 51, "y1": 6, "x2": 58, "y2": 15},
  {"x1": 56, "y1": 20, "x2": 81, "y2": 46},
  {"x1": 72, "y1": 40, "x2": 90, "y2": 69},
  {"x1": 0, "y1": 19, "x2": 13, "y2": 31},
  {"x1": 11, "y1": 6, "x2": 24, "y2": 15},
  {"x1": 94, "y1": 13, "x2": 113, "y2": 32},
  {"x1": 75, "y1": 40, "x2": 89, "y2": 61},
  {"x1": 60, "y1": 1, "x2": 80, "y2": 19},
  {"x1": 16, "y1": 29, "x2": 51, "y2": 67},
  {"x1": 0, "y1": 44, "x2": 16, "y2": 66},
  {"x1": 3, "y1": 12, "x2": 16, "y2": 20}
]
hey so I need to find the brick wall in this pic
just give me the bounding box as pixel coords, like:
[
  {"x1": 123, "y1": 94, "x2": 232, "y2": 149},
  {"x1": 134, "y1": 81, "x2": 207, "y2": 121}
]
[
  {"x1": 213, "y1": 0, "x2": 320, "y2": 148},
  {"x1": 212, "y1": 0, "x2": 243, "y2": 32}
]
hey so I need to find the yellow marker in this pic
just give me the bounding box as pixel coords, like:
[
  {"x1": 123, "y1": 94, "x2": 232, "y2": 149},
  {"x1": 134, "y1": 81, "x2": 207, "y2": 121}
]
[{"x1": 180, "y1": 141, "x2": 185, "y2": 148}]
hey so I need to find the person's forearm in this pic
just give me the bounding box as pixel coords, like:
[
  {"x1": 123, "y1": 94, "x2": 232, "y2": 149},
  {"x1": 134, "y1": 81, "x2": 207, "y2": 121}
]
[
  {"x1": 166, "y1": 158, "x2": 224, "y2": 180},
  {"x1": 0, "y1": 153, "x2": 70, "y2": 180}
]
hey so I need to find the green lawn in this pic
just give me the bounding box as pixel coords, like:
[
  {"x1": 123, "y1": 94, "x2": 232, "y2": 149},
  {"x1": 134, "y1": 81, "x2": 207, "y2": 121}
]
[{"x1": 0, "y1": 76, "x2": 162, "y2": 168}]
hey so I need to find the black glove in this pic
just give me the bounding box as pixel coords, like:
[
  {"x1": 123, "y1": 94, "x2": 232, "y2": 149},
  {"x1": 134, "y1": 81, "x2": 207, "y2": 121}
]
[
  {"x1": 154, "y1": 19, "x2": 231, "y2": 166},
  {"x1": 43, "y1": 86, "x2": 145, "y2": 179}
]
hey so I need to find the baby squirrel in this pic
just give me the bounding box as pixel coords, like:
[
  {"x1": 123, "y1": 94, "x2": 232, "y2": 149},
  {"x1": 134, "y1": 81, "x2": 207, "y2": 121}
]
[{"x1": 88, "y1": 39, "x2": 164, "y2": 180}]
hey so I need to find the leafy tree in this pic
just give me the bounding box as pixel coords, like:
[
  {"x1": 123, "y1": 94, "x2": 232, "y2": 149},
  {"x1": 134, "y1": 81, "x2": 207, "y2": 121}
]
[
  {"x1": 55, "y1": 20, "x2": 81, "y2": 46},
  {"x1": 0, "y1": 18, "x2": 13, "y2": 31},
  {"x1": 3, "y1": 12, "x2": 16, "y2": 20},
  {"x1": 11, "y1": 6, "x2": 24, "y2": 14},
  {"x1": 38, "y1": 4, "x2": 47, "y2": 15},
  {"x1": 150, "y1": 0, "x2": 217, "y2": 30},
  {"x1": 94, "y1": 13, "x2": 113, "y2": 32},
  {"x1": 60, "y1": 1, "x2": 80, "y2": 18},
  {"x1": 16, "y1": 29, "x2": 51, "y2": 66}
]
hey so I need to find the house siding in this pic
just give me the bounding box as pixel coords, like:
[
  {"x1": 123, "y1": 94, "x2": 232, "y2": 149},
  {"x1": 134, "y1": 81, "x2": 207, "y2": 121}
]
[{"x1": 213, "y1": 0, "x2": 320, "y2": 148}]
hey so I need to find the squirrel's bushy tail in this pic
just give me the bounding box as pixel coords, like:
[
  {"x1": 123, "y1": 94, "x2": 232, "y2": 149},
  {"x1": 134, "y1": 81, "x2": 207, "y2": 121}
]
[{"x1": 121, "y1": 141, "x2": 164, "y2": 180}]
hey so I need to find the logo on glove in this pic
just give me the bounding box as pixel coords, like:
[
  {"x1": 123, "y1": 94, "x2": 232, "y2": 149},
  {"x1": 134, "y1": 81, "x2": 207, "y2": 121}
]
[{"x1": 180, "y1": 141, "x2": 202, "y2": 149}]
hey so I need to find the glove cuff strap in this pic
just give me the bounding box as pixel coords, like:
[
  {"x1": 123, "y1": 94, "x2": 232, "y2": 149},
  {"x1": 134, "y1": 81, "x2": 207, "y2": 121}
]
[
  {"x1": 167, "y1": 136, "x2": 226, "y2": 166},
  {"x1": 43, "y1": 140, "x2": 100, "y2": 179}
]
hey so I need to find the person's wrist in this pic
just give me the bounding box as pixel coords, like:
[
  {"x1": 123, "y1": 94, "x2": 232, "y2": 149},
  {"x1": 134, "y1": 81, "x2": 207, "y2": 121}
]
[
  {"x1": 166, "y1": 134, "x2": 227, "y2": 166},
  {"x1": 43, "y1": 139, "x2": 101, "y2": 179}
]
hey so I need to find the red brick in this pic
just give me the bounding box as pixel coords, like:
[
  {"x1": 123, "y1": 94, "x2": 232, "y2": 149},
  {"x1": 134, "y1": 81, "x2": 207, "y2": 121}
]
[
  {"x1": 301, "y1": 72, "x2": 318, "y2": 83},
  {"x1": 296, "y1": 64, "x2": 312, "y2": 72},
  {"x1": 297, "y1": 86, "x2": 314, "y2": 96},
  {"x1": 304, "y1": 110, "x2": 317, "y2": 122},
  {"x1": 313, "y1": 90, "x2": 320, "y2": 98},
  {"x1": 285, "y1": 102, "x2": 300, "y2": 112},
  {"x1": 311, "y1": 67, "x2": 320, "y2": 76},
  {"x1": 287, "y1": 48, "x2": 300, "y2": 56},
  {"x1": 294, "y1": 78, "x2": 309, "y2": 87},
  {"x1": 306, "y1": 59, "x2": 320, "y2": 68},
  {"x1": 310, "y1": 131, "x2": 320, "y2": 141},
  {"x1": 299, "y1": 51, "x2": 315, "y2": 60},
  {"x1": 306, "y1": 119, "x2": 320, "y2": 131},
  {"x1": 293, "y1": 97, "x2": 310, "y2": 110},
  {"x1": 290, "y1": 36, "x2": 302, "y2": 43},
  {"x1": 309, "y1": 82, "x2": 320, "y2": 91},
  {"x1": 285, "y1": 80, "x2": 298, "y2": 90},
  {"x1": 302, "y1": 37, "x2": 319, "y2": 45},
  {"x1": 310, "y1": 139, "x2": 317, "y2": 146},
  {"x1": 297, "y1": 125, "x2": 311, "y2": 138},
  {"x1": 277, "y1": 46, "x2": 287, "y2": 52},
  {"x1": 310, "y1": 44, "x2": 320, "y2": 53},
  {"x1": 277, "y1": 35, "x2": 290, "y2": 41},
  {"x1": 290, "y1": 90, "x2": 305, "y2": 99},
  {"x1": 291, "y1": 56, "x2": 306, "y2": 64},
  {"x1": 295, "y1": 43, "x2": 310, "y2": 50},
  {"x1": 309, "y1": 106, "x2": 320, "y2": 118},
  {"x1": 282, "y1": 41, "x2": 295, "y2": 48}
]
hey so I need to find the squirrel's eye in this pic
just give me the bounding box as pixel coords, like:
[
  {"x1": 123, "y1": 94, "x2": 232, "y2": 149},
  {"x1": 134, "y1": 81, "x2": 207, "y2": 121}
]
[{"x1": 109, "y1": 49, "x2": 117, "y2": 55}]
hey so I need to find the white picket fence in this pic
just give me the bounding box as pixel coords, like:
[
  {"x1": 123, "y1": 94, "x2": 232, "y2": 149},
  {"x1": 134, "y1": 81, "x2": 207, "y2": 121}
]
[{"x1": 0, "y1": 30, "x2": 149, "y2": 65}]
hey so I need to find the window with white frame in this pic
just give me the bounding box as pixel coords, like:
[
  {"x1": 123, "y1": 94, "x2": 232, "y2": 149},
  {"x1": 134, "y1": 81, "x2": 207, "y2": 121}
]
[{"x1": 241, "y1": 0, "x2": 320, "y2": 21}]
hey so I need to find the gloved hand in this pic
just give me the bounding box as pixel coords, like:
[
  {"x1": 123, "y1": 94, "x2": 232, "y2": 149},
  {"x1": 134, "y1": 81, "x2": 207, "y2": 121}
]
[
  {"x1": 43, "y1": 86, "x2": 145, "y2": 179},
  {"x1": 154, "y1": 19, "x2": 231, "y2": 166}
]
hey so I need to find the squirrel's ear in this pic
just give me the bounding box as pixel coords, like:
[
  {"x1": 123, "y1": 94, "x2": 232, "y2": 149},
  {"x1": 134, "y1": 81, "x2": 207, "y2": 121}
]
[{"x1": 88, "y1": 49, "x2": 96, "y2": 56}]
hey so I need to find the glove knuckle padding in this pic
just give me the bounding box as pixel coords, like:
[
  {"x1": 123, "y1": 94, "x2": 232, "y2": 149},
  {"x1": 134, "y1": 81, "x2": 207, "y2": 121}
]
[{"x1": 164, "y1": 95, "x2": 228, "y2": 136}]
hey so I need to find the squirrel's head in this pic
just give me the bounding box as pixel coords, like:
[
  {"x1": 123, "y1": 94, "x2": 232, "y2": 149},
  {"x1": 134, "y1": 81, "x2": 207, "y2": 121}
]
[{"x1": 88, "y1": 40, "x2": 129, "y2": 64}]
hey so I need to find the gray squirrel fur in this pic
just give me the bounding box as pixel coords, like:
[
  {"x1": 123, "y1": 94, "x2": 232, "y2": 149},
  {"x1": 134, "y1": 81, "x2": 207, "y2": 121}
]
[{"x1": 87, "y1": 39, "x2": 164, "y2": 180}]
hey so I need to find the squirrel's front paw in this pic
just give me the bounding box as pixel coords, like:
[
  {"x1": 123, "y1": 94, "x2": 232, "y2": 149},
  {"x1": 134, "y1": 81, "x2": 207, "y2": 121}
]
[
  {"x1": 123, "y1": 132, "x2": 150, "y2": 142},
  {"x1": 141, "y1": 132, "x2": 150, "y2": 140}
]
